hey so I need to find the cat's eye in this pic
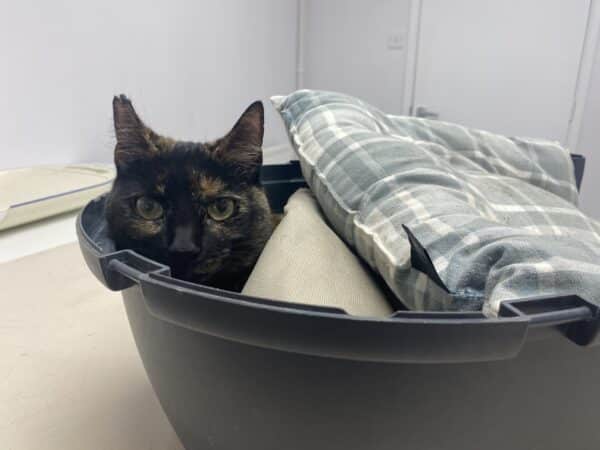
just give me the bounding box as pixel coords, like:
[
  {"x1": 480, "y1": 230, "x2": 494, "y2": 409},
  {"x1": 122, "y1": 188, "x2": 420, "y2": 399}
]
[
  {"x1": 135, "y1": 196, "x2": 164, "y2": 220},
  {"x1": 207, "y1": 198, "x2": 235, "y2": 221}
]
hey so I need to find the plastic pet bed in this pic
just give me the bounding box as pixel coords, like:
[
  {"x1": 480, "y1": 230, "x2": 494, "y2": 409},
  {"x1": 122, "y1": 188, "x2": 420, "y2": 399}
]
[{"x1": 77, "y1": 158, "x2": 600, "y2": 450}]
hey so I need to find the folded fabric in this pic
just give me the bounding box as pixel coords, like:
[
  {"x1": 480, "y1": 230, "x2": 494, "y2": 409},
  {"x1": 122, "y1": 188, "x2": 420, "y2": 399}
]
[
  {"x1": 242, "y1": 188, "x2": 393, "y2": 318},
  {"x1": 0, "y1": 164, "x2": 115, "y2": 230},
  {"x1": 272, "y1": 90, "x2": 600, "y2": 315}
]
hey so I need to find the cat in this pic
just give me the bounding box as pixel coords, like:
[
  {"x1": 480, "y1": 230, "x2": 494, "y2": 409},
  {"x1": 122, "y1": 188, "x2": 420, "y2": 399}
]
[{"x1": 105, "y1": 95, "x2": 273, "y2": 292}]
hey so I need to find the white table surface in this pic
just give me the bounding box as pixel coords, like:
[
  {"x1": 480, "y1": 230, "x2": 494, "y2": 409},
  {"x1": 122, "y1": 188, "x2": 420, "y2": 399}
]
[{"x1": 1, "y1": 215, "x2": 184, "y2": 450}]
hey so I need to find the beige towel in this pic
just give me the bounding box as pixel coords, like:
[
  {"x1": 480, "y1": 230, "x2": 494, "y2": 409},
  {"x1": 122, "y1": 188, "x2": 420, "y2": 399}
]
[
  {"x1": 0, "y1": 164, "x2": 115, "y2": 230},
  {"x1": 243, "y1": 189, "x2": 393, "y2": 317}
]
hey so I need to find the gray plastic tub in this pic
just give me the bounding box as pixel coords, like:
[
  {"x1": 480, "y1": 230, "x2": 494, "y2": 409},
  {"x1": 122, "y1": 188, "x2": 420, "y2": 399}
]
[{"x1": 77, "y1": 158, "x2": 600, "y2": 450}]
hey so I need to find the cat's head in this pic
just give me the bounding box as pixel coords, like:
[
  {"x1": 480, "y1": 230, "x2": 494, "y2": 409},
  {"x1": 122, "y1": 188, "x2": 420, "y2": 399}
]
[{"x1": 105, "y1": 95, "x2": 272, "y2": 287}]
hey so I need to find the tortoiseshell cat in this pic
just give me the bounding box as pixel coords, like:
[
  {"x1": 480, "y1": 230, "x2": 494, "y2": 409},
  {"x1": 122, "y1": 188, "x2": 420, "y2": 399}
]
[{"x1": 105, "y1": 95, "x2": 273, "y2": 291}]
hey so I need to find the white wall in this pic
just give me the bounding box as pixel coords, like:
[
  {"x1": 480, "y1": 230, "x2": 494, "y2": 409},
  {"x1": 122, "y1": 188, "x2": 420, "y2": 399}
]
[
  {"x1": 0, "y1": 0, "x2": 297, "y2": 169},
  {"x1": 3, "y1": 0, "x2": 600, "y2": 215},
  {"x1": 302, "y1": 0, "x2": 600, "y2": 219},
  {"x1": 577, "y1": 34, "x2": 600, "y2": 218},
  {"x1": 302, "y1": 0, "x2": 411, "y2": 114}
]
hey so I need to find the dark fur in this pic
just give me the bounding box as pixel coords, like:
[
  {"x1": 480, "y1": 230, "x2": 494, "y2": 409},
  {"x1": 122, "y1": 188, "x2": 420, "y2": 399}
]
[{"x1": 105, "y1": 95, "x2": 272, "y2": 291}]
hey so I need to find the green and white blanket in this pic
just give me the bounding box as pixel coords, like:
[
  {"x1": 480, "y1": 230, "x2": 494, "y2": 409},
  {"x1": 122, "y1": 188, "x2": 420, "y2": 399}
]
[{"x1": 272, "y1": 90, "x2": 600, "y2": 315}]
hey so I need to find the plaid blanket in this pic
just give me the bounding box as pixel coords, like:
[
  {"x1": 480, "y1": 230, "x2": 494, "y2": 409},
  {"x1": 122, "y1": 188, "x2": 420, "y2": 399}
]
[{"x1": 272, "y1": 90, "x2": 600, "y2": 315}]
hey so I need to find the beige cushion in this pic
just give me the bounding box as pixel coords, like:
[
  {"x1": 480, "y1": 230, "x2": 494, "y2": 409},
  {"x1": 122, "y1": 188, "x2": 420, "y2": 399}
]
[
  {"x1": 243, "y1": 189, "x2": 393, "y2": 317},
  {"x1": 0, "y1": 164, "x2": 115, "y2": 230}
]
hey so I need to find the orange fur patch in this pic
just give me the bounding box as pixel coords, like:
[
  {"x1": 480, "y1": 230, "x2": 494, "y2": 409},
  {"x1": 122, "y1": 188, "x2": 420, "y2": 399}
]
[
  {"x1": 144, "y1": 129, "x2": 176, "y2": 154},
  {"x1": 192, "y1": 173, "x2": 226, "y2": 198},
  {"x1": 130, "y1": 219, "x2": 162, "y2": 238}
]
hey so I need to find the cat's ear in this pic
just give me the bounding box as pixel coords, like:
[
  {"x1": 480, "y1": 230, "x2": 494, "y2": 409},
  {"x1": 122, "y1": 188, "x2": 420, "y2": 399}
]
[
  {"x1": 213, "y1": 101, "x2": 264, "y2": 180},
  {"x1": 112, "y1": 95, "x2": 152, "y2": 168}
]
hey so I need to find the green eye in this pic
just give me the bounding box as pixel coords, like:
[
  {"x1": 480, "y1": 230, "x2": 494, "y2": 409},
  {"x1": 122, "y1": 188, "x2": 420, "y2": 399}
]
[
  {"x1": 135, "y1": 196, "x2": 164, "y2": 220},
  {"x1": 207, "y1": 198, "x2": 235, "y2": 221}
]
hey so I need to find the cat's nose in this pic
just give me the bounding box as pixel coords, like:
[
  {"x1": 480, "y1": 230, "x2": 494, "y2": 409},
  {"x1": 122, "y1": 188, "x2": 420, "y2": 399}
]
[{"x1": 169, "y1": 225, "x2": 200, "y2": 254}]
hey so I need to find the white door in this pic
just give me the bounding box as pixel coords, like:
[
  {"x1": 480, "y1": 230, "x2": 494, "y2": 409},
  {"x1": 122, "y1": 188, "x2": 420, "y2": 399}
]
[{"x1": 410, "y1": 0, "x2": 590, "y2": 144}]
